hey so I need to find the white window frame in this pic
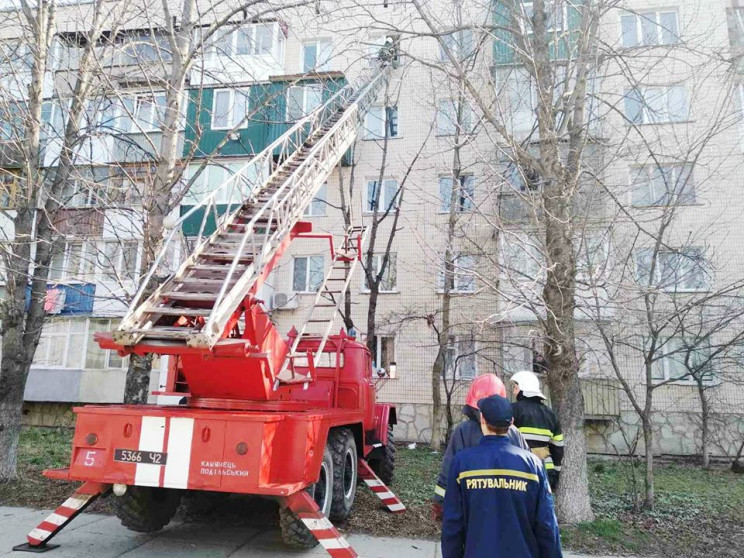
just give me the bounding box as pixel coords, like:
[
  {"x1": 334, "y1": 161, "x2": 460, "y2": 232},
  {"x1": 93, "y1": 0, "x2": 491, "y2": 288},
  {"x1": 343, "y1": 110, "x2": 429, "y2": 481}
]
[
  {"x1": 364, "y1": 178, "x2": 399, "y2": 214},
  {"x1": 370, "y1": 334, "x2": 396, "y2": 374},
  {"x1": 439, "y1": 174, "x2": 475, "y2": 212},
  {"x1": 436, "y1": 99, "x2": 474, "y2": 136},
  {"x1": 119, "y1": 92, "x2": 167, "y2": 133},
  {"x1": 286, "y1": 84, "x2": 323, "y2": 121},
  {"x1": 100, "y1": 240, "x2": 140, "y2": 283},
  {"x1": 620, "y1": 10, "x2": 680, "y2": 48},
  {"x1": 630, "y1": 163, "x2": 695, "y2": 206},
  {"x1": 443, "y1": 336, "x2": 477, "y2": 381},
  {"x1": 363, "y1": 105, "x2": 399, "y2": 140},
  {"x1": 302, "y1": 38, "x2": 332, "y2": 72},
  {"x1": 210, "y1": 87, "x2": 251, "y2": 130},
  {"x1": 521, "y1": 1, "x2": 569, "y2": 34},
  {"x1": 650, "y1": 337, "x2": 714, "y2": 385},
  {"x1": 211, "y1": 23, "x2": 275, "y2": 59},
  {"x1": 635, "y1": 247, "x2": 709, "y2": 292},
  {"x1": 623, "y1": 85, "x2": 689, "y2": 125},
  {"x1": 49, "y1": 241, "x2": 96, "y2": 283},
  {"x1": 304, "y1": 182, "x2": 327, "y2": 217},
  {"x1": 363, "y1": 253, "x2": 397, "y2": 293},
  {"x1": 33, "y1": 317, "x2": 127, "y2": 370},
  {"x1": 86, "y1": 318, "x2": 128, "y2": 370},
  {"x1": 440, "y1": 29, "x2": 474, "y2": 62},
  {"x1": 292, "y1": 255, "x2": 324, "y2": 293},
  {"x1": 438, "y1": 254, "x2": 475, "y2": 293}
]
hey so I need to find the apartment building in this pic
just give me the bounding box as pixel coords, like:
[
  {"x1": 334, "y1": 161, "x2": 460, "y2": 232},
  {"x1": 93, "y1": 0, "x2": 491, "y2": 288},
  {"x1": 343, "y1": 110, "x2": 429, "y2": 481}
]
[{"x1": 2, "y1": 0, "x2": 744, "y2": 457}]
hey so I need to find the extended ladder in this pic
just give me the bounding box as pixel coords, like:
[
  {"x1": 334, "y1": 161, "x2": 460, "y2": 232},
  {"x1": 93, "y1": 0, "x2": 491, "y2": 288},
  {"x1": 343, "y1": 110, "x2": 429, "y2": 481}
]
[{"x1": 115, "y1": 65, "x2": 390, "y2": 350}]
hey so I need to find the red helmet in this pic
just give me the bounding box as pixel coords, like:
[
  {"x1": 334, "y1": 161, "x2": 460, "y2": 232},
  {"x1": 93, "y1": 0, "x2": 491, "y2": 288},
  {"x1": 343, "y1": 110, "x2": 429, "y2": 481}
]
[{"x1": 465, "y1": 374, "x2": 506, "y2": 408}]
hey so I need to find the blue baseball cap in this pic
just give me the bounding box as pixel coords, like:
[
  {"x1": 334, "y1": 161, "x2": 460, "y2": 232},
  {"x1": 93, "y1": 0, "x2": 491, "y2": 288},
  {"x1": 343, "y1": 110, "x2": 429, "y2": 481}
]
[{"x1": 477, "y1": 395, "x2": 513, "y2": 427}]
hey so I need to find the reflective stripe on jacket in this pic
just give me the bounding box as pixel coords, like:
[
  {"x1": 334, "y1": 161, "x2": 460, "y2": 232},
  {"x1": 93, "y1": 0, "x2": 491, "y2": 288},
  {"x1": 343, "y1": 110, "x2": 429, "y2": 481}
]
[
  {"x1": 434, "y1": 405, "x2": 530, "y2": 503},
  {"x1": 512, "y1": 394, "x2": 564, "y2": 473},
  {"x1": 441, "y1": 435, "x2": 563, "y2": 558}
]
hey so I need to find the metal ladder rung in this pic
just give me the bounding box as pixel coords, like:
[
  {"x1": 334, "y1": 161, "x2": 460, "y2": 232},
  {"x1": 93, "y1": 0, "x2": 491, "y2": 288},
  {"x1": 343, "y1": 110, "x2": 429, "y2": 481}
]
[
  {"x1": 162, "y1": 292, "x2": 219, "y2": 301},
  {"x1": 190, "y1": 264, "x2": 249, "y2": 272}
]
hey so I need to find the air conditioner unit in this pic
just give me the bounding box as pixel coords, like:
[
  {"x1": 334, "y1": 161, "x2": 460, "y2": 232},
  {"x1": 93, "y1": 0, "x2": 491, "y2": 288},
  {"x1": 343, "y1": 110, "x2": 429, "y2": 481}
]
[{"x1": 272, "y1": 292, "x2": 298, "y2": 310}]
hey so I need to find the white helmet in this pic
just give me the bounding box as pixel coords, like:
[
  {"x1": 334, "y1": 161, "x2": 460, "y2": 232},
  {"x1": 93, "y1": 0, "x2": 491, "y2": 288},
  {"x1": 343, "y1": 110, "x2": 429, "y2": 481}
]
[{"x1": 510, "y1": 370, "x2": 546, "y2": 399}]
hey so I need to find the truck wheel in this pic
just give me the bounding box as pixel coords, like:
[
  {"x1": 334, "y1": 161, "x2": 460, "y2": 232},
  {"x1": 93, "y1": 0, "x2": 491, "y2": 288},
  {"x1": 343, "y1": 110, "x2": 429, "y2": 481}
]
[
  {"x1": 279, "y1": 444, "x2": 334, "y2": 549},
  {"x1": 329, "y1": 428, "x2": 357, "y2": 521},
  {"x1": 369, "y1": 425, "x2": 395, "y2": 485},
  {"x1": 114, "y1": 486, "x2": 181, "y2": 533}
]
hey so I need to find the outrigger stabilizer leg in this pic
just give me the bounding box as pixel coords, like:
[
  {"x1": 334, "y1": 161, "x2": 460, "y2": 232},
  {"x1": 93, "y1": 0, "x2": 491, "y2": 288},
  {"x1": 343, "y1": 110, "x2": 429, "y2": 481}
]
[
  {"x1": 14, "y1": 482, "x2": 111, "y2": 553},
  {"x1": 358, "y1": 459, "x2": 406, "y2": 513},
  {"x1": 283, "y1": 490, "x2": 358, "y2": 558}
]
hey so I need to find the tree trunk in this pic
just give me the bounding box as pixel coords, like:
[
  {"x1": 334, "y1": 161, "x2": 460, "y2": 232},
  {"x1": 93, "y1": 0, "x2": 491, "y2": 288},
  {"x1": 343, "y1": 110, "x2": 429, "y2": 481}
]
[
  {"x1": 642, "y1": 416, "x2": 655, "y2": 509},
  {"x1": 0, "y1": 328, "x2": 30, "y2": 480},
  {"x1": 431, "y1": 346, "x2": 446, "y2": 451},
  {"x1": 700, "y1": 384, "x2": 710, "y2": 469},
  {"x1": 124, "y1": 354, "x2": 153, "y2": 405}
]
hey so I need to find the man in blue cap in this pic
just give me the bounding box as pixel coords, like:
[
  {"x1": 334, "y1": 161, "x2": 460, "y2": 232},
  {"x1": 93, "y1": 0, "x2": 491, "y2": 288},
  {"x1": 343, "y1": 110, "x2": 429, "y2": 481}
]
[{"x1": 441, "y1": 394, "x2": 562, "y2": 558}]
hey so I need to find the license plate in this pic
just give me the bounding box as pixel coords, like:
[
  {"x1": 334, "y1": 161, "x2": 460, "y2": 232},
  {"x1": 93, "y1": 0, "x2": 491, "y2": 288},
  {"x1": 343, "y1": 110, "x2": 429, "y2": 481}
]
[{"x1": 114, "y1": 449, "x2": 167, "y2": 465}]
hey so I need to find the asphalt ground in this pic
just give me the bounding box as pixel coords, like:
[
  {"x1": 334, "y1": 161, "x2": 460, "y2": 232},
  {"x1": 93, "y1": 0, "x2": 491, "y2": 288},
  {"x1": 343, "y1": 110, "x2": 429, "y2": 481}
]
[{"x1": 0, "y1": 506, "x2": 629, "y2": 557}]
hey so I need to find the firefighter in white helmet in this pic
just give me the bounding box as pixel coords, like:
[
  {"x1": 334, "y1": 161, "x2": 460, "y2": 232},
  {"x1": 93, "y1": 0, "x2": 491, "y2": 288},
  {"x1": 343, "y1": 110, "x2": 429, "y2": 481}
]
[{"x1": 510, "y1": 370, "x2": 564, "y2": 492}]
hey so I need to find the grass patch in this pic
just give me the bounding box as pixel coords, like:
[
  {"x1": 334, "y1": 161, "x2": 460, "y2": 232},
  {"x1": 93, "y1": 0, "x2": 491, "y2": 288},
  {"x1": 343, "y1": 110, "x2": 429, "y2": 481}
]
[{"x1": 392, "y1": 444, "x2": 442, "y2": 506}]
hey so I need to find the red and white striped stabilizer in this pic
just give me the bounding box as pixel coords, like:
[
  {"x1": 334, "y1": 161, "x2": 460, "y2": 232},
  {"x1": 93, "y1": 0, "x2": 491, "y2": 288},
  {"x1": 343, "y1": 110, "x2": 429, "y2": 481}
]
[
  {"x1": 284, "y1": 490, "x2": 358, "y2": 558},
  {"x1": 357, "y1": 458, "x2": 406, "y2": 513},
  {"x1": 21, "y1": 482, "x2": 109, "y2": 550}
]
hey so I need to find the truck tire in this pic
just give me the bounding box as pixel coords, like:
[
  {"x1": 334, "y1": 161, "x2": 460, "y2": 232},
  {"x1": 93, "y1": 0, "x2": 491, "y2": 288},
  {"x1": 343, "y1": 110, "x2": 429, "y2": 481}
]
[
  {"x1": 329, "y1": 428, "x2": 357, "y2": 521},
  {"x1": 114, "y1": 486, "x2": 181, "y2": 533},
  {"x1": 369, "y1": 425, "x2": 395, "y2": 485},
  {"x1": 279, "y1": 444, "x2": 334, "y2": 549}
]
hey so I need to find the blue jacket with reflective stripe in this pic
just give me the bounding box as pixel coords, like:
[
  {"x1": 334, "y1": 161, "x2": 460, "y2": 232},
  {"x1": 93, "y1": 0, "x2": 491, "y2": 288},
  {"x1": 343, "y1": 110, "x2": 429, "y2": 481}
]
[{"x1": 441, "y1": 435, "x2": 562, "y2": 558}]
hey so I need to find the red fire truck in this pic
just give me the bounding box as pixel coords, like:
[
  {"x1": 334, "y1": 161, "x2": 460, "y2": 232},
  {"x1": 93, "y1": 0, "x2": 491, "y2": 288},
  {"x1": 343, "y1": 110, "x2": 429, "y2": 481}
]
[{"x1": 17, "y1": 64, "x2": 403, "y2": 557}]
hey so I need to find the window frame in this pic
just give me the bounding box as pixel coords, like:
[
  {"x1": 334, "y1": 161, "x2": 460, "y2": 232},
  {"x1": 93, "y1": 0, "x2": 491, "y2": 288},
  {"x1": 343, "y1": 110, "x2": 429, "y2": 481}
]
[
  {"x1": 292, "y1": 254, "x2": 325, "y2": 293},
  {"x1": 302, "y1": 38, "x2": 333, "y2": 72},
  {"x1": 362, "y1": 253, "x2": 398, "y2": 293},
  {"x1": 211, "y1": 22, "x2": 276, "y2": 59},
  {"x1": 99, "y1": 240, "x2": 140, "y2": 283},
  {"x1": 286, "y1": 84, "x2": 323, "y2": 121},
  {"x1": 210, "y1": 87, "x2": 251, "y2": 130},
  {"x1": 630, "y1": 163, "x2": 696, "y2": 207},
  {"x1": 635, "y1": 247, "x2": 710, "y2": 292},
  {"x1": 49, "y1": 241, "x2": 96, "y2": 283},
  {"x1": 118, "y1": 92, "x2": 167, "y2": 133},
  {"x1": 364, "y1": 178, "x2": 400, "y2": 214},
  {"x1": 304, "y1": 182, "x2": 327, "y2": 217},
  {"x1": 436, "y1": 98, "x2": 474, "y2": 136},
  {"x1": 363, "y1": 105, "x2": 399, "y2": 140},
  {"x1": 623, "y1": 85, "x2": 689, "y2": 125},
  {"x1": 32, "y1": 317, "x2": 128, "y2": 370},
  {"x1": 520, "y1": 1, "x2": 569, "y2": 34},
  {"x1": 650, "y1": 336, "x2": 715, "y2": 385},
  {"x1": 620, "y1": 9, "x2": 680, "y2": 48},
  {"x1": 438, "y1": 253, "x2": 476, "y2": 293},
  {"x1": 443, "y1": 335, "x2": 478, "y2": 381},
  {"x1": 439, "y1": 174, "x2": 475, "y2": 213},
  {"x1": 370, "y1": 334, "x2": 396, "y2": 374}
]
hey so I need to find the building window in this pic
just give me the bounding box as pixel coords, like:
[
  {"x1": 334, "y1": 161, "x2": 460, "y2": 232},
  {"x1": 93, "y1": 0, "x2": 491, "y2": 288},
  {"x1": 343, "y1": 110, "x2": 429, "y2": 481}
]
[
  {"x1": 59, "y1": 168, "x2": 107, "y2": 208},
  {"x1": 436, "y1": 99, "x2": 474, "y2": 136},
  {"x1": 33, "y1": 318, "x2": 126, "y2": 370},
  {"x1": 651, "y1": 337, "x2": 713, "y2": 384},
  {"x1": 623, "y1": 86, "x2": 688, "y2": 124},
  {"x1": 439, "y1": 175, "x2": 474, "y2": 212},
  {"x1": 49, "y1": 242, "x2": 96, "y2": 282},
  {"x1": 365, "y1": 179, "x2": 399, "y2": 213},
  {"x1": 120, "y1": 32, "x2": 172, "y2": 64},
  {"x1": 440, "y1": 29, "x2": 474, "y2": 61},
  {"x1": 286, "y1": 85, "x2": 323, "y2": 121},
  {"x1": 119, "y1": 93, "x2": 167, "y2": 133},
  {"x1": 443, "y1": 336, "x2": 477, "y2": 380},
  {"x1": 631, "y1": 164, "x2": 695, "y2": 206},
  {"x1": 304, "y1": 182, "x2": 327, "y2": 216},
  {"x1": 302, "y1": 39, "x2": 332, "y2": 72},
  {"x1": 363, "y1": 253, "x2": 397, "y2": 292},
  {"x1": 521, "y1": 1, "x2": 568, "y2": 34},
  {"x1": 438, "y1": 254, "x2": 475, "y2": 293},
  {"x1": 370, "y1": 335, "x2": 395, "y2": 374},
  {"x1": 501, "y1": 234, "x2": 543, "y2": 281},
  {"x1": 34, "y1": 319, "x2": 87, "y2": 368},
  {"x1": 635, "y1": 247, "x2": 709, "y2": 291},
  {"x1": 86, "y1": 319, "x2": 126, "y2": 369},
  {"x1": 293, "y1": 255, "x2": 324, "y2": 292},
  {"x1": 505, "y1": 164, "x2": 541, "y2": 192},
  {"x1": 211, "y1": 87, "x2": 251, "y2": 130},
  {"x1": 0, "y1": 170, "x2": 19, "y2": 208},
  {"x1": 621, "y1": 10, "x2": 680, "y2": 48},
  {"x1": 364, "y1": 106, "x2": 398, "y2": 139},
  {"x1": 213, "y1": 23, "x2": 274, "y2": 58},
  {"x1": 100, "y1": 241, "x2": 139, "y2": 282}
]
